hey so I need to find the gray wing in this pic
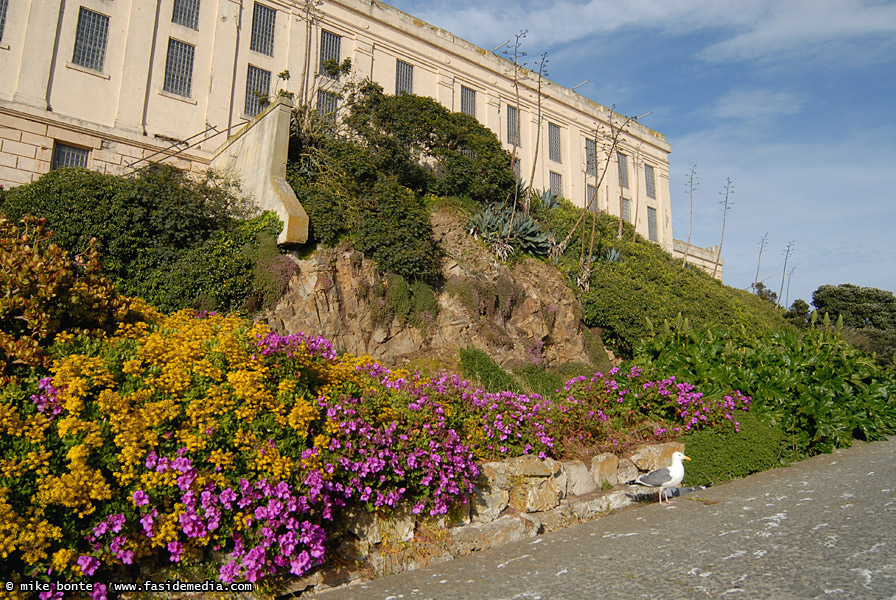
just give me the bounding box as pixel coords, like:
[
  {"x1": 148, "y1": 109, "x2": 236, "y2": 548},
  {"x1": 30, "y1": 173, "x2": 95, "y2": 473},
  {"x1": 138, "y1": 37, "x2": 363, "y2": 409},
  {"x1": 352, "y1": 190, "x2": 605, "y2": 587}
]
[{"x1": 635, "y1": 467, "x2": 672, "y2": 488}]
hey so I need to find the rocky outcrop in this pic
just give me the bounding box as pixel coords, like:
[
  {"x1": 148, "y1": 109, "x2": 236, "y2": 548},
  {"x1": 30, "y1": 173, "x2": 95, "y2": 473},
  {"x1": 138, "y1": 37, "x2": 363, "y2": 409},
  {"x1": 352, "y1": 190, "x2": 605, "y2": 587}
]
[{"x1": 266, "y1": 207, "x2": 593, "y2": 369}]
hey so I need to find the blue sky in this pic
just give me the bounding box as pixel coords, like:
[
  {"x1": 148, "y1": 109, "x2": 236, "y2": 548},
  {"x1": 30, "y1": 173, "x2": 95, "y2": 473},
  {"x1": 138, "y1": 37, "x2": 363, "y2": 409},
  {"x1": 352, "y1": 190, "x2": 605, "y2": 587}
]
[{"x1": 386, "y1": 0, "x2": 896, "y2": 307}]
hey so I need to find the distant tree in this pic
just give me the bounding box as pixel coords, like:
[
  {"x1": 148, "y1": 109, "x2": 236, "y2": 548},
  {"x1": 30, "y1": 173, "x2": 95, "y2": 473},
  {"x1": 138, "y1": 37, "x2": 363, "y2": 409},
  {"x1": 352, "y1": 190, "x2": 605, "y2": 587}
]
[
  {"x1": 812, "y1": 284, "x2": 896, "y2": 330},
  {"x1": 754, "y1": 281, "x2": 778, "y2": 305},
  {"x1": 784, "y1": 298, "x2": 811, "y2": 328}
]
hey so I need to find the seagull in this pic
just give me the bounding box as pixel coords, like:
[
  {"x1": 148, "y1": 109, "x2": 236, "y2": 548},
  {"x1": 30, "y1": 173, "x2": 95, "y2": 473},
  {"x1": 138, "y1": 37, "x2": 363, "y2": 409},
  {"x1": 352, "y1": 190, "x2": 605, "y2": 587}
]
[{"x1": 631, "y1": 451, "x2": 691, "y2": 505}]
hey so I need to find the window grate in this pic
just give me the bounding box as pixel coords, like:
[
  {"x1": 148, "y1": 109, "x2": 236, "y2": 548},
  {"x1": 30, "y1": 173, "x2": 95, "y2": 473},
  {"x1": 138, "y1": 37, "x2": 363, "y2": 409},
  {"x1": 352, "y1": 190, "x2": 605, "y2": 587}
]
[
  {"x1": 51, "y1": 143, "x2": 89, "y2": 170},
  {"x1": 585, "y1": 138, "x2": 597, "y2": 176},
  {"x1": 512, "y1": 158, "x2": 521, "y2": 179},
  {"x1": 396, "y1": 60, "x2": 413, "y2": 95},
  {"x1": 548, "y1": 122, "x2": 561, "y2": 163},
  {"x1": 245, "y1": 65, "x2": 271, "y2": 116},
  {"x1": 647, "y1": 206, "x2": 658, "y2": 242},
  {"x1": 0, "y1": 0, "x2": 9, "y2": 42},
  {"x1": 506, "y1": 105, "x2": 520, "y2": 147},
  {"x1": 645, "y1": 164, "x2": 656, "y2": 199},
  {"x1": 72, "y1": 8, "x2": 110, "y2": 72},
  {"x1": 586, "y1": 183, "x2": 597, "y2": 212},
  {"x1": 250, "y1": 3, "x2": 276, "y2": 56},
  {"x1": 549, "y1": 171, "x2": 562, "y2": 197},
  {"x1": 617, "y1": 152, "x2": 629, "y2": 189},
  {"x1": 172, "y1": 0, "x2": 200, "y2": 30},
  {"x1": 460, "y1": 86, "x2": 476, "y2": 117},
  {"x1": 317, "y1": 89, "x2": 338, "y2": 123},
  {"x1": 163, "y1": 39, "x2": 195, "y2": 97},
  {"x1": 319, "y1": 29, "x2": 341, "y2": 76},
  {"x1": 622, "y1": 197, "x2": 632, "y2": 223}
]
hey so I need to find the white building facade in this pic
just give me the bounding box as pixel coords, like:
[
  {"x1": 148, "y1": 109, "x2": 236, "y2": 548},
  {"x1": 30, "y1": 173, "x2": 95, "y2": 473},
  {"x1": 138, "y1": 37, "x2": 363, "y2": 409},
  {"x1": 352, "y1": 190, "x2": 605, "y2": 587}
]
[{"x1": 0, "y1": 0, "x2": 674, "y2": 250}]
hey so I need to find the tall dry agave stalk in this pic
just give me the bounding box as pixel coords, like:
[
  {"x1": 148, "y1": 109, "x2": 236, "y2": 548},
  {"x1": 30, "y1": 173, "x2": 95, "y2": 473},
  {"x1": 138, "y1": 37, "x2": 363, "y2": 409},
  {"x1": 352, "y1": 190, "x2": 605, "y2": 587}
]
[
  {"x1": 557, "y1": 108, "x2": 637, "y2": 265},
  {"x1": 752, "y1": 232, "x2": 768, "y2": 293},
  {"x1": 504, "y1": 29, "x2": 528, "y2": 243},
  {"x1": 712, "y1": 177, "x2": 733, "y2": 280},
  {"x1": 681, "y1": 164, "x2": 698, "y2": 268},
  {"x1": 631, "y1": 142, "x2": 644, "y2": 243},
  {"x1": 525, "y1": 51, "x2": 549, "y2": 215},
  {"x1": 297, "y1": 0, "x2": 324, "y2": 110},
  {"x1": 778, "y1": 240, "x2": 795, "y2": 307}
]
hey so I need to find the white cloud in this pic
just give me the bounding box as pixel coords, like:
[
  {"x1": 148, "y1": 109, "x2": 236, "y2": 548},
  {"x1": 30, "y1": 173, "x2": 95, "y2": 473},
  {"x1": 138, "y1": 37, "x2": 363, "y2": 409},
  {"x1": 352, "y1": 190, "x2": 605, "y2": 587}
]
[
  {"x1": 701, "y1": 0, "x2": 896, "y2": 63},
  {"x1": 710, "y1": 88, "x2": 804, "y2": 121},
  {"x1": 392, "y1": 0, "x2": 896, "y2": 67},
  {"x1": 668, "y1": 126, "x2": 896, "y2": 302}
]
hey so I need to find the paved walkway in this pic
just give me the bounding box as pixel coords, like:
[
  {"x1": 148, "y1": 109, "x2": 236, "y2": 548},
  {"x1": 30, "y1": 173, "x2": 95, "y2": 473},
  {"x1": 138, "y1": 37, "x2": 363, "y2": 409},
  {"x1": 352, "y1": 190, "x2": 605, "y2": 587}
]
[{"x1": 316, "y1": 438, "x2": 896, "y2": 599}]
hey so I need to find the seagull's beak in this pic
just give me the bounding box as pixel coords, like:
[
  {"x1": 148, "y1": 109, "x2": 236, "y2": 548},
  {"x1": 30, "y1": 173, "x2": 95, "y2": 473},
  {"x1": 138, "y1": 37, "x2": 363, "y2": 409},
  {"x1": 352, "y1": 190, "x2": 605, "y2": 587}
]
[{"x1": 683, "y1": 455, "x2": 692, "y2": 461}]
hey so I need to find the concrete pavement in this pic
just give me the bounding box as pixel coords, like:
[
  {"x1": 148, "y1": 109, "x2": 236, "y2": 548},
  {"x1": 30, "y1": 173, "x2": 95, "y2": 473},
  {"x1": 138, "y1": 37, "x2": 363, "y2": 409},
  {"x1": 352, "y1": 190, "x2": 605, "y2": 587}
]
[{"x1": 314, "y1": 437, "x2": 896, "y2": 599}]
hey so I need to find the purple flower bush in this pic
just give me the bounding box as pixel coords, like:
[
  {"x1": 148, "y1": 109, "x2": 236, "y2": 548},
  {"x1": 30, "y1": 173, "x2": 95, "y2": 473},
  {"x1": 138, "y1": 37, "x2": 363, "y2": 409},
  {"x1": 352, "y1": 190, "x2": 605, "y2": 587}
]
[{"x1": 2, "y1": 310, "x2": 748, "y2": 595}]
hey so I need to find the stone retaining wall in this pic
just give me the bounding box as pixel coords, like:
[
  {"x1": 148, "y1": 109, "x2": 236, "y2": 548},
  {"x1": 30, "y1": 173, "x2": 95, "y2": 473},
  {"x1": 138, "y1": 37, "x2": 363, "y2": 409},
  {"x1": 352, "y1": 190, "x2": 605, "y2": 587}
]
[{"x1": 280, "y1": 442, "x2": 684, "y2": 597}]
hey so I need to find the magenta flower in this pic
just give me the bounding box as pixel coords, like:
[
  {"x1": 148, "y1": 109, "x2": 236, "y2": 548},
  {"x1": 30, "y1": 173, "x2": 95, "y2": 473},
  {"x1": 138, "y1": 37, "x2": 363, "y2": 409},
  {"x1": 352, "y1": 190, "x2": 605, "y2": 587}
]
[{"x1": 77, "y1": 555, "x2": 100, "y2": 576}]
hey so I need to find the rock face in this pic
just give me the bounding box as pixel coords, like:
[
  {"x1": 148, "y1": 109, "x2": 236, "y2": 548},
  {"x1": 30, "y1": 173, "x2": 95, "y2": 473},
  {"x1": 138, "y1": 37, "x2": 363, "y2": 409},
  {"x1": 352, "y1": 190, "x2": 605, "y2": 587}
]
[{"x1": 266, "y1": 207, "x2": 593, "y2": 369}]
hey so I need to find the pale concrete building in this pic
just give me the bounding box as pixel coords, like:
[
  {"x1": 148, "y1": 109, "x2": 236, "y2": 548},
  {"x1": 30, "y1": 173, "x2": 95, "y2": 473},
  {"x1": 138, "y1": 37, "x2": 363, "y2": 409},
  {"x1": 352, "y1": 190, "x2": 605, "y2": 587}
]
[
  {"x1": 1, "y1": 0, "x2": 674, "y2": 251},
  {"x1": 672, "y1": 240, "x2": 724, "y2": 280}
]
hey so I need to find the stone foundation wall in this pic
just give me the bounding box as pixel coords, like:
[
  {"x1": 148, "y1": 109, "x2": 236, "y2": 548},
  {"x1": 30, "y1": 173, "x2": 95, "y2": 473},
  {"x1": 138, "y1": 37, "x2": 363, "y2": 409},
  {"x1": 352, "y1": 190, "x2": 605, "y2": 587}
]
[
  {"x1": 281, "y1": 442, "x2": 685, "y2": 597},
  {"x1": 0, "y1": 107, "x2": 210, "y2": 189}
]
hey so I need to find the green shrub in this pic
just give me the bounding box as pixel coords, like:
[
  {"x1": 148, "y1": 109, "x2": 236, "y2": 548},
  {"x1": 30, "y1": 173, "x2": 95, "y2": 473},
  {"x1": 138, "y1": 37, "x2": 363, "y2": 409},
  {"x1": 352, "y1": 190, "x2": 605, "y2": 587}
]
[
  {"x1": 840, "y1": 327, "x2": 896, "y2": 369},
  {"x1": 458, "y1": 347, "x2": 521, "y2": 393},
  {"x1": 634, "y1": 320, "x2": 896, "y2": 457},
  {"x1": 291, "y1": 183, "x2": 350, "y2": 246},
  {"x1": 0, "y1": 215, "x2": 136, "y2": 380},
  {"x1": 516, "y1": 364, "x2": 565, "y2": 397},
  {"x1": 343, "y1": 81, "x2": 515, "y2": 204},
  {"x1": 681, "y1": 410, "x2": 790, "y2": 486},
  {"x1": 149, "y1": 212, "x2": 285, "y2": 312},
  {"x1": 535, "y1": 199, "x2": 786, "y2": 355},
  {"x1": 354, "y1": 177, "x2": 441, "y2": 281},
  {"x1": 0, "y1": 166, "x2": 285, "y2": 313}
]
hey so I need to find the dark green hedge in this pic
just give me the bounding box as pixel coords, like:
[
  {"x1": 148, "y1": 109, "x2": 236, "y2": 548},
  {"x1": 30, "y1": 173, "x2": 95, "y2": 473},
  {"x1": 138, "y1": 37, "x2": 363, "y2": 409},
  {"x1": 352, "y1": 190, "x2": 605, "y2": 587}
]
[{"x1": 0, "y1": 166, "x2": 284, "y2": 312}]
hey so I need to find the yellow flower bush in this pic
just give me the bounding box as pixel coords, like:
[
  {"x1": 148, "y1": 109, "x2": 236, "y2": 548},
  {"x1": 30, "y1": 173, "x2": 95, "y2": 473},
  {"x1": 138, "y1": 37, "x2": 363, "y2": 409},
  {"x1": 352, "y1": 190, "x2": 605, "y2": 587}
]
[{"x1": 1, "y1": 308, "x2": 482, "y2": 591}]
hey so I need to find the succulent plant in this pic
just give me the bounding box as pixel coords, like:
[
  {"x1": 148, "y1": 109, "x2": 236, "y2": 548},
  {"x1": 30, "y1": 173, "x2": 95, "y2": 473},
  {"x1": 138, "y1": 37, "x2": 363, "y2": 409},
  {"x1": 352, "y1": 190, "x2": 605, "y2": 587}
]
[{"x1": 468, "y1": 203, "x2": 550, "y2": 257}]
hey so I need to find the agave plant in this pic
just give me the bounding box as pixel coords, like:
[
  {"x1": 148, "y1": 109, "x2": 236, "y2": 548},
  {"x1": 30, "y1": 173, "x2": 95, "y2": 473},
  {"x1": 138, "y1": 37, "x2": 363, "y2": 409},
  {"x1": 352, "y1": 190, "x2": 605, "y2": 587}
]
[
  {"x1": 603, "y1": 247, "x2": 622, "y2": 263},
  {"x1": 468, "y1": 203, "x2": 550, "y2": 257},
  {"x1": 536, "y1": 189, "x2": 560, "y2": 211}
]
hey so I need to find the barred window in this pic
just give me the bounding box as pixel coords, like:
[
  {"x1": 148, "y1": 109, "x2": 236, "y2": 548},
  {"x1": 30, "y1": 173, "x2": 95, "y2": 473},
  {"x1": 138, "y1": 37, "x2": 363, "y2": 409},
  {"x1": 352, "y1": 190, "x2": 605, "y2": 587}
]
[
  {"x1": 317, "y1": 89, "x2": 338, "y2": 123},
  {"x1": 319, "y1": 29, "x2": 341, "y2": 76},
  {"x1": 548, "y1": 122, "x2": 561, "y2": 163},
  {"x1": 647, "y1": 206, "x2": 658, "y2": 242},
  {"x1": 506, "y1": 105, "x2": 520, "y2": 147},
  {"x1": 250, "y1": 3, "x2": 275, "y2": 56},
  {"x1": 163, "y1": 39, "x2": 195, "y2": 97},
  {"x1": 51, "y1": 143, "x2": 89, "y2": 170},
  {"x1": 549, "y1": 171, "x2": 562, "y2": 197},
  {"x1": 512, "y1": 158, "x2": 521, "y2": 179},
  {"x1": 72, "y1": 8, "x2": 110, "y2": 72},
  {"x1": 645, "y1": 164, "x2": 656, "y2": 199},
  {"x1": 586, "y1": 183, "x2": 597, "y2": 212},
  {"x1": 0, "y1": 0, "x2": 9, "y2": 42},
  {"x1": 622, "y1": 197, "x2": 632, "y2": 223},
  {"x1": 245, "y1": 65, "x2": 271, "y2": 116},
  {"x1": 460, "y1": 86, "x2": 476, "y2": 117},
  {"x1": 617, "y1": 152, "x2": 629, "y2": 189},
  {"x1": 172, "y1": 0, "x2": 200, "y2": 30},
  {"x1": 396, "y1": 59, "x2": 413, "y2": 95},
  {"x1": 585, "y1": 138, "x2": 597, "y2": 176}
]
